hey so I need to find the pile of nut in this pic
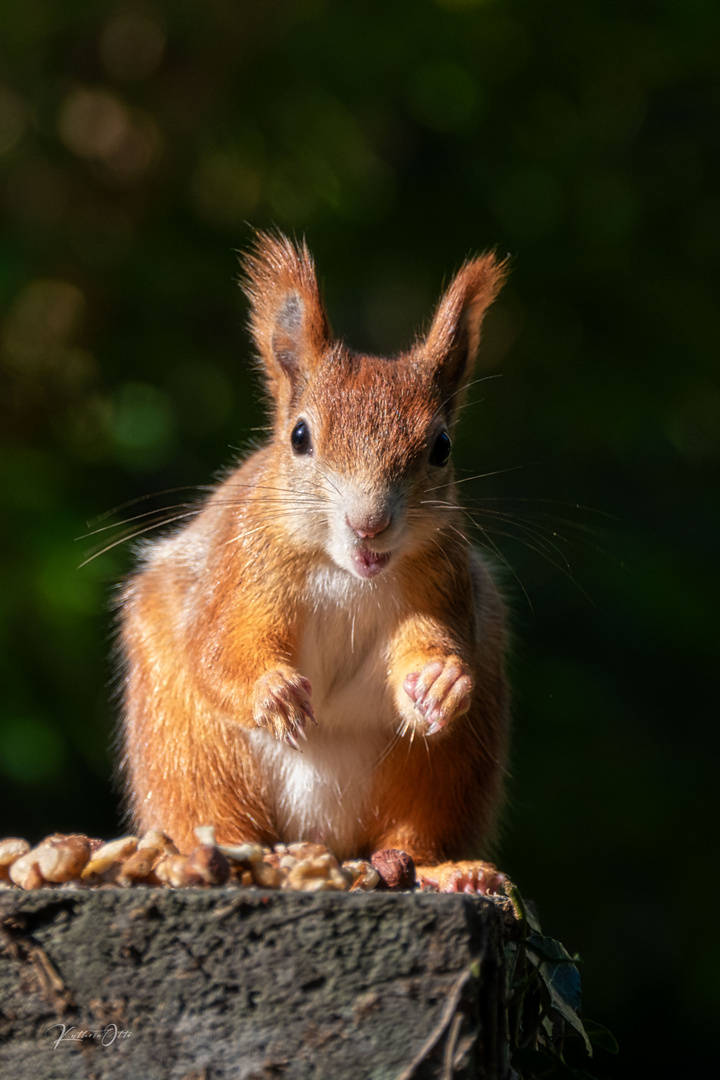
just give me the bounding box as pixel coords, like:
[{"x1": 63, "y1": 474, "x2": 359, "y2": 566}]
[
  {"x1": 0, "y1": 827, "x2": 425, "y2": 893},
  {"x1": 0, "y1": 827, "x2": 509, "y2": 895}
]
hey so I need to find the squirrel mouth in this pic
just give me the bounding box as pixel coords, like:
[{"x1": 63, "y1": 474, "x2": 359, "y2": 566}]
[{"x1": 352, "y1": 546, "x2": 391, "y2": 579}]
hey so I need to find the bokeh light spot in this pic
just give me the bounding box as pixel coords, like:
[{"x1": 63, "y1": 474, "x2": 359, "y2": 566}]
[
  {"x1": 100, "y1": 7, "x2": 166, "y2": 82},
  {"x1": 108, "y1": 382, "x2": 175, "y2": 457},
  {"x1": 2, "y1": 279, "x2": 86, "y2": 376},
  {"x1": 58, "y1": 88, "x2": 161, "y2": 183}
]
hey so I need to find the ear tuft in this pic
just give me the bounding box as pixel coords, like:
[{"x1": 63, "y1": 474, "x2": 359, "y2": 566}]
[
  {"x1": 423, "y1": 252, "x2": 509, "y2": 408},
  {"x1": 239, "y1": 230, "x2": 331, "y2": 405}
]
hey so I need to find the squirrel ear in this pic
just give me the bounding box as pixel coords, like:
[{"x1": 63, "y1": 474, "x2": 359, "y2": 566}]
[
  {"x1": 422, "y1": 253, "x2": 509, "y2": 408},
  {"x1": 239, "y1": 231, "x2": 331, "y2": 404}
]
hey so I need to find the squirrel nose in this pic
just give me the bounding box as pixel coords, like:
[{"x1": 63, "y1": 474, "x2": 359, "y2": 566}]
[{"x1": 346, "y1": 514, "x2": 391, "y2": 539}]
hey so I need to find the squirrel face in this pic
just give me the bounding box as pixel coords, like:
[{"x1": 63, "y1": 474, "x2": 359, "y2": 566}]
[
  {"x1": 241, "y1": 232, "x2": 508, "y2": 582},
  {"x1": 279, "y1": 349, "x2": 455, "y2": 580}
]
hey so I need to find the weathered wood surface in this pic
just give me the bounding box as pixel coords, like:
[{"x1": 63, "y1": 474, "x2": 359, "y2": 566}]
[{"x1": 0, "y1": 888, "x2": 511, "y2": 1080}]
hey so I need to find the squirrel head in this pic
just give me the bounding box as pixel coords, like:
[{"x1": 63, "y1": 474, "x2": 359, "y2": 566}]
[{"x1": 239, "y1": 231, "x2": 508, "y2": 580}]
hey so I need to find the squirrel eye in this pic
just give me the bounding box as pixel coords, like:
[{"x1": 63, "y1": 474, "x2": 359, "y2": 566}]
[
  {"x1": 429, "y1": 430, "x2": 452, "y2": 467},
  {"x1": 291, "y1": 419, "x2": 312, "y2": 455}
]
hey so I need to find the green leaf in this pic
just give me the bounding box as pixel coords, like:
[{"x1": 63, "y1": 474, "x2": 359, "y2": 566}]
[
  {"x1": 505, "y1": 939, "x2": 521, "y2": 996},
  {"x1": 526, "y1": 934, "x2": 591, "y2": 1055},
  {"x1": 546, "y1": 976, "x2": 591, "y2": 1055},
  {"x1": 583, "y1": 1019, "x2": 620, "y2": 1054},
  {"x1": 547, "y1": 957, "x2": 582, "y2": 1013},
  {"x1": 526, "y1": 934, "x2": 580, "y2": 964}
]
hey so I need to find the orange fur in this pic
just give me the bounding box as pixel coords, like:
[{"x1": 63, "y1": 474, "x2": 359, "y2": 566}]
[{"x1": 119, "y1": 231, "x2": 510, "y2": 867}]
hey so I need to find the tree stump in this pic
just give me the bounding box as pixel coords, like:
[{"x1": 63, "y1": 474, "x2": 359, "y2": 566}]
[{"x1": 0, "y1": 888, "x2": 511, "y2": 1079}]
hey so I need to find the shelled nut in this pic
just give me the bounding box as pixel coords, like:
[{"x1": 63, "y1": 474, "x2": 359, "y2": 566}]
[
  {"x1": 81, "y1": 836, "x2": 138, "y2": 880},
  {"x1": 36, "y1": 834, "x2": 91, "y2": 883},
  {"x1": 184, "y1": 844, "x2": 230, "y2": 886},
  {"x1": 342, "y1": 859, "x2": 380, "y2": 891},
  {"x1": 283, "y1": 851, "x2": 352, "y2": 892},
  {"x1": 250, "y1": 860, "x2": 283, "y2": 888},
  {"x1": 116, "y1": 846, "x2": 163, "y2": 885},
  {"x1": 0, "y1": 838, "x2": 30, "y2": 881},
  {"x1": 137, "y1": 829, "x2": 178, "y2": 855},
  {"x1": 8, "y1": 852, "x2": 44, "y2": 890},
  {"x1": 155, "y1": 854, "x2": 190, "y2": 888},
  {"x1": 217, "y1": 841, "x2": 264, "y2": 866}
]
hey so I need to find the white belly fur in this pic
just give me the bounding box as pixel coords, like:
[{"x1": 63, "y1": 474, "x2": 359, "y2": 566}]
[{"x1": 247, "y1": 567, "x2": 401, "y2": 858}]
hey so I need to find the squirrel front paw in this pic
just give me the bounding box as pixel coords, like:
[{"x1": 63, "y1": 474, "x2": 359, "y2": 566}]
[
  {"x1": 403, "y1": 658, "x2": 472, "y2": 736},
  {"x1": 252, "y1": 667, "x2": 316, "y2": 751}
]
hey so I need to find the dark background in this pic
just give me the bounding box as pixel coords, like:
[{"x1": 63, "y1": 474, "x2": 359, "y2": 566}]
[{"x1": 1, "y1": 1, "x2": 718, "y2": 1075}]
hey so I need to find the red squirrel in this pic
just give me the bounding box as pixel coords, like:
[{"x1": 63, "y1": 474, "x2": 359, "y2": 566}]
[{"x1": 119, "y1": 231, "x2": 510, "y2": 891}]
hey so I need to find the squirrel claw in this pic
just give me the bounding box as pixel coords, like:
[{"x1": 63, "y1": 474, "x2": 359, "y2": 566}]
[
  {"x1": 404, "y1": 657, "x2": 473, "y2": 735},
  {"x1": 253, "y1": 666, "x2": 315, "y2": 747},
  {"x1": 302, "y1": 703, "x2": 318, "y2": 726}
]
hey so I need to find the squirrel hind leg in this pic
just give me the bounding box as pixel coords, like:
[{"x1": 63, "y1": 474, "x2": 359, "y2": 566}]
[
  {"x1": 414, "y1": 860, "x2": 507, "y2": 895},
  {"x1": 124, "y1": 742, "x2": 280, "y2": 854}
]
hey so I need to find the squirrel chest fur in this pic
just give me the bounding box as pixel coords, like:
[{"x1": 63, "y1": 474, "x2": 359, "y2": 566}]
[{"x1": 119, "y1": 232, "x2": 510, "y2": 875}]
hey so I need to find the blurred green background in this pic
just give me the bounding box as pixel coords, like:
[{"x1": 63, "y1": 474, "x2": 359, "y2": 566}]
[{"x1": 1, "y1": 0, "x2": 718, "y2": 1074}]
